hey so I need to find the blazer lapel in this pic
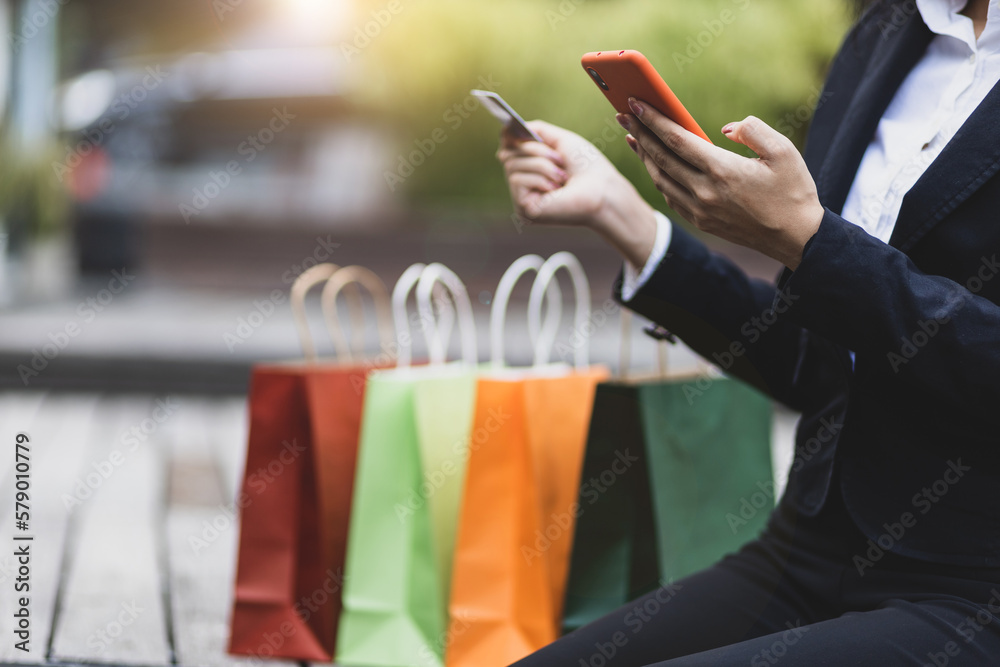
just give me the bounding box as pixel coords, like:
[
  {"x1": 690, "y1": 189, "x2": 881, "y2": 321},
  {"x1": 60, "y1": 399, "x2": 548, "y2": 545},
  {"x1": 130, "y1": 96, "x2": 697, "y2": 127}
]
[
  {"x1": 817, "y1": 12, "x2": 934, "y2": 216},
  {"x1": 774, "y1": 12, "x2": 933, "y2": 289},
  {"x1": 890, "y1": 79, "x2": 1000, "y2": 252}
]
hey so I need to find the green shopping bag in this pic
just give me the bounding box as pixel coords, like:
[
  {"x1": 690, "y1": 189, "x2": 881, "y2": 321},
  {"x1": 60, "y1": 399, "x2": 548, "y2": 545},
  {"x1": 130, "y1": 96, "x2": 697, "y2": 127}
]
[
  {"x1": 562, "y1": 312, "x2": 774, "y2": 633},
  {"x1": 336, "y1": 263, "x2": 478, "y2": 667}
]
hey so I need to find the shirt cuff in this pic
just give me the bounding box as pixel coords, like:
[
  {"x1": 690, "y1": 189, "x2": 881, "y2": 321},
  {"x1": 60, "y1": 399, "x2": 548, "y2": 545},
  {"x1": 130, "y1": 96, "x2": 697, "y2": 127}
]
[{"x1": 621, "y1": 210, "x2": 673, "y2": 302}]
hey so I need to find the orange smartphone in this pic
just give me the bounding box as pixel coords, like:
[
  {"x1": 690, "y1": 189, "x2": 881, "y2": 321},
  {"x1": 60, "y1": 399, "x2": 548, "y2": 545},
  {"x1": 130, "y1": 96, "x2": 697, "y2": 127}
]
[{"x1": 581, "y1": 50, "x2": 712, "y2": 144}]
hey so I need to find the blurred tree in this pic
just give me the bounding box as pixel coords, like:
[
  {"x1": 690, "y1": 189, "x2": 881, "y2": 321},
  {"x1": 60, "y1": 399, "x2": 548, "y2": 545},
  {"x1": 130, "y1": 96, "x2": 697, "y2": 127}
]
[{"x1": 347, "y1": 0, "x2": 852, "y2": 221}]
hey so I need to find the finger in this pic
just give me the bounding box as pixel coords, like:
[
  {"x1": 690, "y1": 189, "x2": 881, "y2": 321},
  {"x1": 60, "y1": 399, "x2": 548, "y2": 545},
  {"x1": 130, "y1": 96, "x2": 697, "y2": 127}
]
[
  {"x1": 633, "y1": 139, "x2": 697, "y2": 213},
  {"x1": 504, "y1": 156, "x2": 568, "y2": 184},
  {"x1": 500, "y1": 125, "x2": 535, "y2": 150},
  {"x1": 509, "y1": 172, "x2": 560, "y2": 198},
  {"x1": 722, "y1": 115, "x2": 793, "y2": 163},
  {"x1": 624, "y1": 113, "x2": 704, "y2": 189},
  {"x1": 506, "y1": 120, "x2": 566, "y2": 161},
  {"x1": 668, "y1": 200, "x2": 697, "y2": 226},
  {"x1": 628, "y1": 98, "x2": 717, "y2": 174},
  {"x1": 526, "y1": 120, "x2": 564, "y2": 148},
  {"x1": 497, "y1": 140, "x2": 566, "y2": 168}
]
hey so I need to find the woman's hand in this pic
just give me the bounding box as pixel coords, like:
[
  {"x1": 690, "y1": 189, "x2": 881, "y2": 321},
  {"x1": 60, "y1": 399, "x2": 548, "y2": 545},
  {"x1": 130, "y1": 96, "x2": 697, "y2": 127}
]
[
  {"x1": 497, "y1": 120, "x2": 659, "y2": 268},
  {"x1": 620, "y1": 98, "x2": 824, "y2": 270}
]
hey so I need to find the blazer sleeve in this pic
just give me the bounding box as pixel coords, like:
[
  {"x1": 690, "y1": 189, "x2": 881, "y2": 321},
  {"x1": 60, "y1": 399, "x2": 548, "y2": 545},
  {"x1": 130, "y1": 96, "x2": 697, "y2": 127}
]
[
  {"x1": 615, "y1": 222, "x2": 844, "y2": 412},
  {"x1": 776, "y1": 209, "x2": 1000, "y2": 425}
]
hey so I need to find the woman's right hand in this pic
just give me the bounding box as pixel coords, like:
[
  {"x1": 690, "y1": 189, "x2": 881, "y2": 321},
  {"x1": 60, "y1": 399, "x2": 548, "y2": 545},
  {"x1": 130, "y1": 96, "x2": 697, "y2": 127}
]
[{"x1": 497, "y1": 119, "x2": 659, "y2": 269}]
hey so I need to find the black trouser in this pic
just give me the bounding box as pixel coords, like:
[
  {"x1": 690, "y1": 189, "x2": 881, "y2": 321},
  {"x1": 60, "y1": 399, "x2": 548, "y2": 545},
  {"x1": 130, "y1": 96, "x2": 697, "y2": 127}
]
[{"x1": 512, "y1": 473, "x2": 1000, "y2": 666}]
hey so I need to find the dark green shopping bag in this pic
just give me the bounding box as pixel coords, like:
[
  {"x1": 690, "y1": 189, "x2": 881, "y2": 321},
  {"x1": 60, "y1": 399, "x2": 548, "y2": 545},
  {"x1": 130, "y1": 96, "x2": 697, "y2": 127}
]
[{"x1": 562, "y1": 332, "x2": 773, "y2": 632}]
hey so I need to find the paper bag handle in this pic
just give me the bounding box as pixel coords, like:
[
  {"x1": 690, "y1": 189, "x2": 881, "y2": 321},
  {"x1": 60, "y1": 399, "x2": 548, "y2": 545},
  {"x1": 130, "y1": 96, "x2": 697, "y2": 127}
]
[
  {"x1": 490, "y1": 254, "x2": 563, "y2": 369},
  {"x1": 320, "y1": 266, "x2": 394, "y2": 363},
  {"x1": 391, "y1": 263, "x2": 458, "y2": 368},
  {"x1": 290, "y1": 263, "x2": 364, "y2": 362},
  {"x1": 416, "y1": 263, "x2": 478, "y2": 367},
  {"x1": 527, "y1": 252, "x2": 590, "y2": 369},
  {"x1": 619, "y1": 308, "x2": 670, "y2": 380}
]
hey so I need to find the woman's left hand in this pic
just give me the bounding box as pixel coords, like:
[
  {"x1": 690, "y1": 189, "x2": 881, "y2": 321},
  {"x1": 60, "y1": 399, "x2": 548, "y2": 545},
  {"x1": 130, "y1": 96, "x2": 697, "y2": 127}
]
[{"x1": 619, "y1": 97, "x2": 825, "y2": 270}]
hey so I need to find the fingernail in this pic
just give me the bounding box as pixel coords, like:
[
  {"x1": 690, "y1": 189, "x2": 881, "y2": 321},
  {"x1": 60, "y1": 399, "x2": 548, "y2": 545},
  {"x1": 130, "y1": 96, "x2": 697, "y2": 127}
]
[
  {"x1": 548, "y1": 149, "x2": 565, "y2": 165},
  {"x1": 616, "y1": 113, "x2": 631, "y2": 130},
  {"x1": 722, "y1": 123, "x2": 736, "y2": 134},
  {"x1": 628, "y1": 97, "x2": 644, "y2": 117},
  {"x1": 555, "y1": 168, "x2": 568, "y2": 181},
  {"x1": 625, "y1": 135, "x2": 638, "y2": 153}
]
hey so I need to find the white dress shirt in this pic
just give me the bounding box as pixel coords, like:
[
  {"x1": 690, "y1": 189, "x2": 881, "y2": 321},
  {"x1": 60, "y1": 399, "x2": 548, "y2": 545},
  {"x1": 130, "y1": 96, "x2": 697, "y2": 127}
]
[{"x1": 623, "y1": 0, "x2": 1000, "y2": 305}]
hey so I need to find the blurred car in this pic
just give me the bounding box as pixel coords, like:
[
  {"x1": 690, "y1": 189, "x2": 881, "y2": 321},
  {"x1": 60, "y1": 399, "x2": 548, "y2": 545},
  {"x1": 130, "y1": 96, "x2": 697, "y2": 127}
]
[{"x1": 56, "y1": 46, "x2": 396, "y2": 271}]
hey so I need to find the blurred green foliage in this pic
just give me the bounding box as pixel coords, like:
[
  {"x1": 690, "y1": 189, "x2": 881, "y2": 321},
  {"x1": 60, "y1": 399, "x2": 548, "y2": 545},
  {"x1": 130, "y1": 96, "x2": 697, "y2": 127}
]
[
  {"x1": 0, "y1": 140, "x2": 69, "y2": 242},
  {"x1": 349, "y1": 0, "x2": 851, "y2": 216}
]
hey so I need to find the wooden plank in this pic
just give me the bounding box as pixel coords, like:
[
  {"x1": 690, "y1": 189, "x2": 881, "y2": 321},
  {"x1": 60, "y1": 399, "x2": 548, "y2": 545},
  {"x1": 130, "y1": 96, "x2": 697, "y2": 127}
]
[
  {"x1": 166, "y1": 507, "x2": 298, "y2": 667},
  {"x1": 164, "y1": 396, "x2": 297, "y2": 667},
  {"x1": 207, "y1": 396, "x2": 250, "y2": 503},
  {"x1": 0, "y1": 392, "x2": 100, "y2": 664},
  {"x1": 0, "y1": 391, "x2": 47, "y2": 493},
  {"x1": 49, "y1": 395, "x2": 173, "y2": 666}
]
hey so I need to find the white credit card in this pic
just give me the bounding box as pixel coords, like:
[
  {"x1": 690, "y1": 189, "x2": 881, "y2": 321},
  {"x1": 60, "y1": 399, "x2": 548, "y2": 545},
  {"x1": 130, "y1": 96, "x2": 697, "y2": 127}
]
[{"x1": 471, "y1": 89, "x2": 543, "y2": 142}]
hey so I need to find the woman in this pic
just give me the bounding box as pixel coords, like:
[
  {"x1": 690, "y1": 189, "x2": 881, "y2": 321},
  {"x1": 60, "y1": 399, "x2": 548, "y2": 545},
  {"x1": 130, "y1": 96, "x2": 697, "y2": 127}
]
[{"x1": 500, "y1": 0, "x2": 1000, "y2": 664}]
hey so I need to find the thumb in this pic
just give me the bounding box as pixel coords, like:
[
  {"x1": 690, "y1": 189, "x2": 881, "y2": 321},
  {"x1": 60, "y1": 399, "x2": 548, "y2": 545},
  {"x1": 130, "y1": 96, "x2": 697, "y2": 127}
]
[
  {"x1": 529, "y1": 120, "x2": 569, "y2": 150},
  {"x1": 722, "y1": 116, "x2": 788, "y2": 161}
]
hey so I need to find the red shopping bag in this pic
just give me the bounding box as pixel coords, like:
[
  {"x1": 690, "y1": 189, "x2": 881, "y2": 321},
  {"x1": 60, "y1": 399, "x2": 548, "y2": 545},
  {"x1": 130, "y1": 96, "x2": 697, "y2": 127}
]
[{"x1": 228, "y1": 264, "x2": 391, "y2": 661}]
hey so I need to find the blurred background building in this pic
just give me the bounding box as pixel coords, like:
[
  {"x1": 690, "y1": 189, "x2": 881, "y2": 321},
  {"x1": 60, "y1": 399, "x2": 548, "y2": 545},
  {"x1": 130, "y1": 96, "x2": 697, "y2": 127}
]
[
  {"x1": 0, "y1": 0, "x2": 851, "y2": 392},
  {"x1": 0, "y1": 5, "x2": 858, "y2": 662}
]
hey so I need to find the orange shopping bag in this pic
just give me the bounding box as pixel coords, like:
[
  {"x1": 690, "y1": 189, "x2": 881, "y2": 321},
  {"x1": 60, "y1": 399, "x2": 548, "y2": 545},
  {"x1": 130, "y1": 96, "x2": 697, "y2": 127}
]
[
  {"x1": 447, "y1": 252, "x2": 609, "y2": 666},
  {"x1": 228, "y1": 264, "x2": 391, "y2": 662}
]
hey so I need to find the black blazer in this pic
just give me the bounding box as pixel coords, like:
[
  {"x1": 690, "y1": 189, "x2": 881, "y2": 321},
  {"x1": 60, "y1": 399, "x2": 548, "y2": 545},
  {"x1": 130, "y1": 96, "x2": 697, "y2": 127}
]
[{"x1": 618, "y1": 4, "x2": 1000, "y2": 567}]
